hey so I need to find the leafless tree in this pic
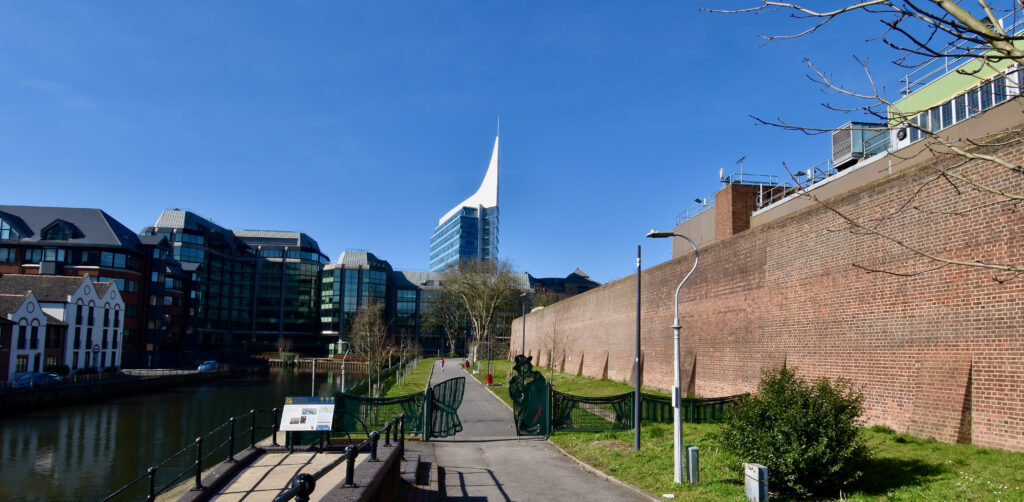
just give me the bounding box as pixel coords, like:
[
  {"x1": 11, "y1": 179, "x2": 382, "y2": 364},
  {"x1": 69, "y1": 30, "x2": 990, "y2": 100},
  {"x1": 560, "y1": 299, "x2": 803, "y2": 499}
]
[
  {"x1": 542, "y1": 321, "x2": 570, "y2": 380},
  {"x1": 422, "y1": 287, "x2": 467, "y2": 356},
  {"x1": 704, "y1": 1, "x2": 1024, "y2": 280},
  {"x1": 441, "y1": 258, "x2": 526, "y2": 373},
  {"x1": 351, "y1": 302, "x2": 393, "y2": 396}
]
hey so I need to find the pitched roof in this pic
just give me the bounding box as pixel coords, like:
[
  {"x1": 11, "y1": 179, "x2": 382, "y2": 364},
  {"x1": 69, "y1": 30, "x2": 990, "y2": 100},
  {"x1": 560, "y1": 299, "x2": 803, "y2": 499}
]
[
  {"x1": 327, "y1": 250, "x2": 392, "y2": 271},
  {"x1": 0, "y1": 293, "x2": 29, "y2": 317},
  {"x1": 0, "y1": 205, "x2": 142, "y2": 252},
  {"x1": 0, "y1": 274, "x2": 113, "y2": 302},
  {"x1": 0, "y1": 275, "x2": 82, "y2": 302}
]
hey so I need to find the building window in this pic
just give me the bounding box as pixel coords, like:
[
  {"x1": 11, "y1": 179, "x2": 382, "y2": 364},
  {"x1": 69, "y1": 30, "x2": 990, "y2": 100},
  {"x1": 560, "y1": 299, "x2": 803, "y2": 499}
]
[
  {"x1": 74, "y1": 327, "x2": 81, "y2": 349},
  {"x1": 88, "y1": 307, "x2": 95, "y2": 325},
  {"x1": 981, "y1": 82, "x2": 994, "y2": 110},
  {"x1": 17, "y1": 326, "x2": 26, "y2": 349},
  {"x1": 102, "y1": 330, "x2": 108, "y2": 349},
  {"x1": 0, "y1": 219, "x2": 21, "y2": 240},
  {"x1": 76, "y1": 305, "x2": 83, "y2": 325},
  {"x1": 100, "y1": 352, "x2": 107, "y2": 369},
  {"x1": 45, "y1": 355, "x2": 57, "y2": 368},
  {"x1": 114, "y1": 310, "x2": 120, "y2": 326},
  {"x1": 29, "y1": 326, "x2": 38, "y2": 350},
  {"x1": 125, "y1": 305, "x2": 137, "y2": 318},
  {"x1": 43, "y1": 248, "x2": 68, "y2": 262},
  {"x1": 15, "y1": 355, "x2": 28, "y2": 373},
  {"x1": 24, "y1": 248, "x2": 43, "y2": 263},
  {"x1": 103, "y1": 309, "x2": 110, "y2": 327},
  {"x1": 72, "y1": 352, "x2": 79, "y2": 369},
  {"x1": 42, "y1": 223, "x2": 72, "y2": 240},
  {"x1": 0, "y1": 247, "x2": 15, "y2": 263},
  {"x1": 112, "y1": 330, "x2": 119, "y2": 349},
  {"x1": 86, "y1": 328, "x2": 93, "y2": 348}
]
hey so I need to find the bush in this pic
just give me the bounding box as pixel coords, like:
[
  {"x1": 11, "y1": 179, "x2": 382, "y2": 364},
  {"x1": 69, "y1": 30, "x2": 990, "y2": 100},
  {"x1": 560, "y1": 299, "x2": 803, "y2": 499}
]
[{"x1": 720, "y1": 367, "x2": 870, "y2": 497}]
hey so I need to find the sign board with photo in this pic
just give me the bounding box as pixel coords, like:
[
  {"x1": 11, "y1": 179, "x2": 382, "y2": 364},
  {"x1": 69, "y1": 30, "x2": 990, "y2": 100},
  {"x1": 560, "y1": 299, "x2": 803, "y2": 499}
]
[{"x1": 279, "y1": 396, "x2": 335, "y2": 432}]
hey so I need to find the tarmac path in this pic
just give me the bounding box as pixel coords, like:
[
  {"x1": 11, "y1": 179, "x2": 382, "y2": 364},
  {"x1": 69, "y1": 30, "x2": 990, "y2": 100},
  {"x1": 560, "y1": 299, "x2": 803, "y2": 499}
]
[{"x1": 429, "y1": 358, "x2": 646, "y2": 501}]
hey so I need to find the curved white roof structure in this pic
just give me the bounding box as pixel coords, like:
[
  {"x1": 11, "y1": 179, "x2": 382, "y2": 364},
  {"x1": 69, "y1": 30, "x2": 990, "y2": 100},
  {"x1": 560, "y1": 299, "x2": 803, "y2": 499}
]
[{"x1": 438, "y1": 134, "x2": 499, "y2": 225}]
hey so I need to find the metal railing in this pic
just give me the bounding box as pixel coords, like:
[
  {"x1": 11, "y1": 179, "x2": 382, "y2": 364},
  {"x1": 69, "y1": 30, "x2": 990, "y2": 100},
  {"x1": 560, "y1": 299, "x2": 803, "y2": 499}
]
[
  {"x1": 273, "y1": 414, "x2": 405, "y2": 502},
  {"x1": 103, "y1": 407, "x2": 283, "y2": 502},
  {"x1": 899, "y1": 9, "x2": 1024, "y2": 96},
  {"x1": 675, "y1": 194, "x2": 716, "y2": 225}
]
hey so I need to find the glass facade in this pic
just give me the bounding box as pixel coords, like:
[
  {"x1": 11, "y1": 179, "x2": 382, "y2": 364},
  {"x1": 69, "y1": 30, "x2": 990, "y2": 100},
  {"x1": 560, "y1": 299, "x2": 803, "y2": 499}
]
[
  {"x1": 429, "y1": 206, "x2": 499, "y2": 272},
  {"x1": 144, "y1": 210, "x2": 327, "y2": 348}
]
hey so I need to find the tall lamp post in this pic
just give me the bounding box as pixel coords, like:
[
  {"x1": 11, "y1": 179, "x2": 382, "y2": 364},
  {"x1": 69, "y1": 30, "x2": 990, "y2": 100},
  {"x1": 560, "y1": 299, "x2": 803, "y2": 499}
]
[
  {"x1": 520, "y1": 292, "x2": 528, "y2": 357},
  {"x1": 646, "y1": 229, "x2": 699, "y2": 484}
]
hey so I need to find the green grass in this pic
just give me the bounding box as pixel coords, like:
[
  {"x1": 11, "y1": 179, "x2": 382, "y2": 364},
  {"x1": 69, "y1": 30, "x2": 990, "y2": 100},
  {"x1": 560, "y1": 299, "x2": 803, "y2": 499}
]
[
  {"x1": 384, "y1": 357, "x2": 436, "y2": 397},
  {"x1": 469, "y1": 359, "x2": 669, "y2": 408},
  {"x1": 550, "y1": 423, "x2": 1024, "y2": 501}
]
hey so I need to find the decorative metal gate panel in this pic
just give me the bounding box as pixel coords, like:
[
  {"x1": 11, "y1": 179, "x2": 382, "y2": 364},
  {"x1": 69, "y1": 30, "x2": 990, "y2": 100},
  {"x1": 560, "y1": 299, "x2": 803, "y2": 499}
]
[
  {"x1": 509, "y1": 355, "x2": 550, "y2": 437},
  {"x1": 425, "y1": 376, "x2": 466, "y2": 440}
]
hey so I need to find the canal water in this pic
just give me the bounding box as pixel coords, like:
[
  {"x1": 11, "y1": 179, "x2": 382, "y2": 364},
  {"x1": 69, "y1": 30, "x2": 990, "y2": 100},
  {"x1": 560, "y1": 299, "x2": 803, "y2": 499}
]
[{"x1": 0, "y1": 368, "x2": 365, "y2": 502}]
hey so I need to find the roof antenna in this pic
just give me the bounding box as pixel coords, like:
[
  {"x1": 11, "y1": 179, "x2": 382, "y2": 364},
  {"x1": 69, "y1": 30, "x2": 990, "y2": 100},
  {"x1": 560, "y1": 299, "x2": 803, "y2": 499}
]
[{"x1": 736, "y1": 154, "x2": 747, "y2": 182}]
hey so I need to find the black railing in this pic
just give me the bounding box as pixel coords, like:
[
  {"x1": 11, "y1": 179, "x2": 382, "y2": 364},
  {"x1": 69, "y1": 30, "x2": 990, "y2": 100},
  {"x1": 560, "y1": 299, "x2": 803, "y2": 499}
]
[
  {"x1": 272, "y1": 414, "x2": 405, "y2": 502},
  {"x1": 103, "y1": 407, "x2": 282, "y2": 502}
]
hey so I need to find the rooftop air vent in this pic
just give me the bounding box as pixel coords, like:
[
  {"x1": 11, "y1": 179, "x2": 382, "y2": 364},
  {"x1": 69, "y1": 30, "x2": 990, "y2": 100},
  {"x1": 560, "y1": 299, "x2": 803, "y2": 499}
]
[{"x1": 832, "y1": 121, "x2": 889, "y2": 169}]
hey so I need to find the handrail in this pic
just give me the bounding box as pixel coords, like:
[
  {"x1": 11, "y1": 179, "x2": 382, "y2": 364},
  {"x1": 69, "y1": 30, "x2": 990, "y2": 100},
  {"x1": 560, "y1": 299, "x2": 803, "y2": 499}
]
[
  {"x1": 102, "y1": 407, "x2": 281, "y2": 502},
  {"x1": 272, "y1": 414, "x2": 405, "y2": 502}
]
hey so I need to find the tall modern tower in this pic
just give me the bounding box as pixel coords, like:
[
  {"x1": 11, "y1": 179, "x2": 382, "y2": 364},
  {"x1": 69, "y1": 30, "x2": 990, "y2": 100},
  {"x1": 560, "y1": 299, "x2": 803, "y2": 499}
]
[{"x1": 429, "y1": 132, "x2": 499, "y2": 272}]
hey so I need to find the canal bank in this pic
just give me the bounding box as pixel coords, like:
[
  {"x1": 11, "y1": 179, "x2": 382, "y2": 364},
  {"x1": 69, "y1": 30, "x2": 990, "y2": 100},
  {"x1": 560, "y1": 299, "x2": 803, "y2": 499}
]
[{"x1": 0, "y1": 369, "x2": 235, "y2": 417}]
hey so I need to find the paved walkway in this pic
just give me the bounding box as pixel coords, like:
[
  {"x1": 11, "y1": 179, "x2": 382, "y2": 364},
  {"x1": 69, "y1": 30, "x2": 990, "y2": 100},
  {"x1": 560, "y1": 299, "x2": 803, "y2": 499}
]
[
  {"x1": 429, "y1": 359, "x2": 645, "y2": 501},
  {"x1": 209, "y1": 450, "x2": 367, "y2": 502}
]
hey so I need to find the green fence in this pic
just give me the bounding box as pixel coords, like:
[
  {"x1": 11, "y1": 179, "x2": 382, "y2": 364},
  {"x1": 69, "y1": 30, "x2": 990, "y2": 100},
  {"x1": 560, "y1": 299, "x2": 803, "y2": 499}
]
[
  {"x1": 332, "y1": 391, "x2": 426, "y2": 435},
  {"x1": 550, "y1": 390, "x2": 742, "y2": 433}
]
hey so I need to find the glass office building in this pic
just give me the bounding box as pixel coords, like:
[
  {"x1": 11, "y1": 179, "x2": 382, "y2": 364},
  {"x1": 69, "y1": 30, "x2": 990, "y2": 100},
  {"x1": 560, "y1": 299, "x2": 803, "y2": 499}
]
[
  {"x1": 143, "y1": 210, "x2": 328, "y2": 348},
  {"x1": 429, "y1": 134, "x2": 499, "y2": 272}
]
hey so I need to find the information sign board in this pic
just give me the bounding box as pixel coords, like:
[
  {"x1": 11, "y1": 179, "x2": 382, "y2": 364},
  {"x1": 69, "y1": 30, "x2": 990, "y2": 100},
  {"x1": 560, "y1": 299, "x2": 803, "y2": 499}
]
[{"x1": 279, "y1": 396, "x2": 335, "y2": 432}]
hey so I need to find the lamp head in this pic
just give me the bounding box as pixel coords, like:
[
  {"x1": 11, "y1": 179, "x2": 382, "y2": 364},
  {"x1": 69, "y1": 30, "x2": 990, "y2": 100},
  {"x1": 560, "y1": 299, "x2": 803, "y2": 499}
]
[{"x1": 646, "y1": 230, "x2": 675, "y2": 239}]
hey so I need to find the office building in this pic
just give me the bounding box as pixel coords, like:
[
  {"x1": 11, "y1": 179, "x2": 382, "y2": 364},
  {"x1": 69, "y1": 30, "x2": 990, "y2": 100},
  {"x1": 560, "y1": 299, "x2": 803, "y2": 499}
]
[
  {"x1": 0, "y1": 205, "x2": 191, "y2": 355},
  {"x1": 429, "y1": 134, "x2": 500, "y2": 272},
  {"x1": 144, "y1": 210, "x2": 328, "y2": 349}
]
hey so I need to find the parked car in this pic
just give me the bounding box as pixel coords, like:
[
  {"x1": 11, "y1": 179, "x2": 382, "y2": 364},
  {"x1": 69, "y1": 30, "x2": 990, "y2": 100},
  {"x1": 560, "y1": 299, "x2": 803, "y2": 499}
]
[
  {"x1": 10, "y1": 372, "x2": 62, "y2": 389},
  {"x1": 197, "y1": 361, "x2": 220, "y2": 372}
]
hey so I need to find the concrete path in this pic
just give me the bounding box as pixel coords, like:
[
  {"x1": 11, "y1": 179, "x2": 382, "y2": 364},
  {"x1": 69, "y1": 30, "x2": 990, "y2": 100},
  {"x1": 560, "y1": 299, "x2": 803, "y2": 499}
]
[
  {"x1": 429, "y1": 359, "x2": 646, "y2": 501},
  {"x1": 209, "y1": 451, "x2": 367, "y2": 502}
]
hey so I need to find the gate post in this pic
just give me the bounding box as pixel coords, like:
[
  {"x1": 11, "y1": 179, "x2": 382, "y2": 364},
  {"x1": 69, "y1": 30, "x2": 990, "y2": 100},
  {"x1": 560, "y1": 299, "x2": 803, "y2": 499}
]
[{"x1": 422, "y1": 387, "x2": 432, "y2": 441}]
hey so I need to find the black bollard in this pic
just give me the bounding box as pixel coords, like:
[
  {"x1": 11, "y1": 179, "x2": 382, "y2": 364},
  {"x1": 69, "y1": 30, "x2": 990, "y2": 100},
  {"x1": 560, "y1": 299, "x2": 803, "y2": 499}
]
[
  {"x1": 370, "y1": 431, "x2": 380, "y2": 462},
  {"x1": 343, "y1": 445, "x2": 358, "y2": 487}
]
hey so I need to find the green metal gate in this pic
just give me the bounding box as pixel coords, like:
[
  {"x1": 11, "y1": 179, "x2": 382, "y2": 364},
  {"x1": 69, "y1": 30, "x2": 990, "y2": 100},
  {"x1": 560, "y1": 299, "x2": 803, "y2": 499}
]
[{"x1": 423, "y1": 376, "x2": 466, "y2": 440}]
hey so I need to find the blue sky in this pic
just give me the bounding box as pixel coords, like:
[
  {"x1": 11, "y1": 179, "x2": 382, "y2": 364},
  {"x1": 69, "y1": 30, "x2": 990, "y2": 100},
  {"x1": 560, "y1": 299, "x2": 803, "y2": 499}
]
[{"x1": 0, "y1": 2, "x2": 910, "y2": 283}]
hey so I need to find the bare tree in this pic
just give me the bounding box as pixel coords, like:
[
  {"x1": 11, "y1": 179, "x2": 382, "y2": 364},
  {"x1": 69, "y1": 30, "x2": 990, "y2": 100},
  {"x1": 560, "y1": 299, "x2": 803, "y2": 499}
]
[
  {"x1": 541, "y1": 321, "x2": 570, "y2": 381},
  {"x1": 422, "y1": 287, "x2": 467, "y2": 356},
  {"x1": 351, "y1": 302, "x2": 392, "y2": 396},
  {"x1": 704, "y1": 1, "x2": 1024, "y2": 280},
  {"x1": 441, "y1": 259, "x2": 526, "y2": 375}
]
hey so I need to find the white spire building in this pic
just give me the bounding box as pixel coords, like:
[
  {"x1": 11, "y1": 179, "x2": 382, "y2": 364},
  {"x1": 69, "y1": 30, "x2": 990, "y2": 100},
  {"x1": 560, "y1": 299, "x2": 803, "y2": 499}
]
[{"x1": 429, "y1": 131, "x2": 499, "y2": 272}]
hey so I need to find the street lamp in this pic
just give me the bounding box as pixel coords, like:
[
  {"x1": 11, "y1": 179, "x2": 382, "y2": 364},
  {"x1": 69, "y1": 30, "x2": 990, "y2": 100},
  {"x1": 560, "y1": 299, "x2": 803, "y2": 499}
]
[
  {"x1": 520, "y1": 292, "x2": 528, "y2": 357},
  {"x1": 645, "y1": 229, "x2": 699, "y2": 484}
]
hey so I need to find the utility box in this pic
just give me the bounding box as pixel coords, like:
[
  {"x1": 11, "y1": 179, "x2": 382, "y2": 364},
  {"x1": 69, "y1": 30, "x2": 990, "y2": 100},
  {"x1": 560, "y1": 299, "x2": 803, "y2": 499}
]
[
  {"x1": 685, "y1": 446, "x2": 699, "y2": 484},
  {"x1": 744, "y1": 463, "x2": 769, "y2": 502},
  {"x1": 832, "y1": 121, "x2": 889, "y2": 168}
]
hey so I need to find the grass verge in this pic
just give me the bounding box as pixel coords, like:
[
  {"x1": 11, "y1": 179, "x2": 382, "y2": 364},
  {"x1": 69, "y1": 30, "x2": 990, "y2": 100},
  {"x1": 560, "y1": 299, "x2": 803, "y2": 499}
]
[
  {"x1": 385, "y1": 357, "x2": 436, "y2": 397},
  {"x1": 551, "y1": 423, "x2": 1024, "y2": 501}
]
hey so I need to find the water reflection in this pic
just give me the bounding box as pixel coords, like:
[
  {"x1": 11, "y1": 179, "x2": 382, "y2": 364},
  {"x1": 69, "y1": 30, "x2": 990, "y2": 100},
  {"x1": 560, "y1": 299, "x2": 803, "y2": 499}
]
[{"x1": 0, "y1": 367, "x2": 367, "y2": 502}]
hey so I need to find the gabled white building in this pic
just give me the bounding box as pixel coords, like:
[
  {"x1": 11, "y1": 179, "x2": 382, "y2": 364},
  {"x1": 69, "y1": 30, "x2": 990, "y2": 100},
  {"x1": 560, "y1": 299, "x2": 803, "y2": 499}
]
[
  {"x1": 0, "y1": 292, "x2": 47, "y2": 380},
  {"x1": 0, "y1": 274, "x2": 124, "y2": 374}
]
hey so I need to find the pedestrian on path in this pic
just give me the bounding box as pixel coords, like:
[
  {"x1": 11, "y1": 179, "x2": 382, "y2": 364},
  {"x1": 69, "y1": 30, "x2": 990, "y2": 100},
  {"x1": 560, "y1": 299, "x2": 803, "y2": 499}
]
[{"x1": 441, "y1": 357, "x2": 445, "y2": 372}]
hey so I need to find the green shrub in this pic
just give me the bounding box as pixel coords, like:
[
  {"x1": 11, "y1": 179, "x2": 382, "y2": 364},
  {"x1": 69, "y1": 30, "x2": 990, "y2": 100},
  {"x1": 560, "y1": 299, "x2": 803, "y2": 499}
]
[{"x1": 720, "y1": 367, "x2": 870, "y2": 497}]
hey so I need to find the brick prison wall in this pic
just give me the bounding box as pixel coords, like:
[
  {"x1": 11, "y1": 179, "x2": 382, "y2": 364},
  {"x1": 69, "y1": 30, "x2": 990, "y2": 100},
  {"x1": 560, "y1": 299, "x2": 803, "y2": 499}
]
[{"x1": 511, "y1": 131, "x2": 1024, "y2": 451}]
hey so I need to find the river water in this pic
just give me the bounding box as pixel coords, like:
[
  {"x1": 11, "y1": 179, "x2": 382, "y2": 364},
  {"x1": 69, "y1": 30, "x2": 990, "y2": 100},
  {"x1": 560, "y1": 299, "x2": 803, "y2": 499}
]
[{"x1": 0, "y1": 368, "x2": 364, "y2": 502}]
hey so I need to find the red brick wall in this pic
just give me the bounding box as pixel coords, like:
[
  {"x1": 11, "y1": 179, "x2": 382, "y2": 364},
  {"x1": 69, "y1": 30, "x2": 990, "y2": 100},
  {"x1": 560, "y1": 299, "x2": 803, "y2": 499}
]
[{"x1": 512, "y1": 135, "x2": 1024, "y2": 451}]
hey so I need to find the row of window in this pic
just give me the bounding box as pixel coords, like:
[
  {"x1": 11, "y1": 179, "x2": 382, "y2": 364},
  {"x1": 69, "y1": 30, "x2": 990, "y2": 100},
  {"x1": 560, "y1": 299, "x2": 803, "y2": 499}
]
[
  {"x1": 72, "y1": 326, "x2": 120, "y2": 350},
  {"x1": 906, "y1": 66, "x2": 1020, "y2": 142}
]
